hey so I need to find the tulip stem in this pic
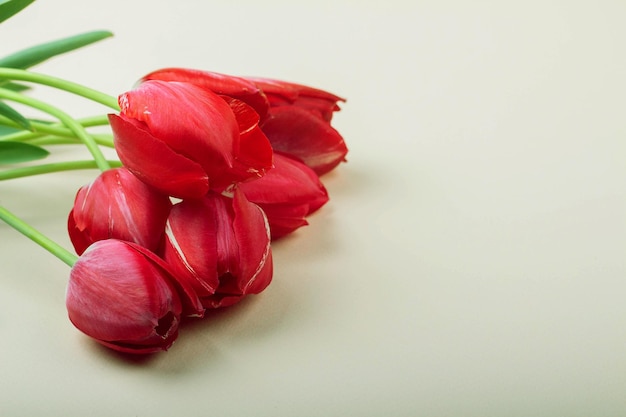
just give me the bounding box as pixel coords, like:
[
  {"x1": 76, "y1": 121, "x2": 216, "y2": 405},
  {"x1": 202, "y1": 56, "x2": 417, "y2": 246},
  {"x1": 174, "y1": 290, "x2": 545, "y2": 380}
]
[
  {"x1": 0, "y1": 114, "x2": 113, "y2": 145},
  {"x1": 0, "y1": 205, "x2": 78, "y2": 267},
  {"x1": 28, "y1": 134, "x2": 114, "y2": 148},
  {"x1": 0, "y1": 68, "x2": 119, "y2": 110},
  {"x1": 0, "y1": 88, "x2": 111, "y2": 171},
  {"x1": 0, "y1": 159, "x2": 122, "y2": 180}
]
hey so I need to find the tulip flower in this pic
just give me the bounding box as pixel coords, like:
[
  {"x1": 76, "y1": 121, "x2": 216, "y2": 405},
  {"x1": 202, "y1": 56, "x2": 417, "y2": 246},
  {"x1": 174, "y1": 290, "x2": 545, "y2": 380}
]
[
  {"x1": 141, "y1": 68, "x2": 348, "y2": 175},
  {"x1": 109, "y1": 80, "x2": 273, "y2": 198},
  {"x1": 67, "y1": 167, "x2": 172, "y2": 255},
  {"x1": 239, "y1": 152, "x2": 329, "y2": 239},
  {"x1": 66, "y1": 239, "x2": 198, "y2": 354},
  {"x1": 162, "y1": 188, "x2": 273, "y2": 309}
]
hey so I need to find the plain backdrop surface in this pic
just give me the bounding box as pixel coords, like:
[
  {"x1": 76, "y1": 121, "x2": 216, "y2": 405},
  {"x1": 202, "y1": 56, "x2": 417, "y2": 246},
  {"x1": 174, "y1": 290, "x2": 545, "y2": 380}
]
[{"x1": 1, "y1": 1, "x2": 625, "y2": 416}]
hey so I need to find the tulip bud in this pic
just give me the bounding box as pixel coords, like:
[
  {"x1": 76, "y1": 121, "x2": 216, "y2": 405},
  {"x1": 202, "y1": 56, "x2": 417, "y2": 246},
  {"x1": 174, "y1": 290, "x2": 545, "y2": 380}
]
[
  {"x1": 109, "y1": 80, "x2": 273, "y2": 198},
  {"x1": 239, "y1": 152, "x2": 329, "y2": 239},
  {"x1": 68, "y1": 167, "x2": 172, "y2": 255},
  {"x1": 162, "y1": 188, "x2": 273, "y2": 309},
  {"x1": 66, "y1": 239, "x2": 185, "y2": 354}
]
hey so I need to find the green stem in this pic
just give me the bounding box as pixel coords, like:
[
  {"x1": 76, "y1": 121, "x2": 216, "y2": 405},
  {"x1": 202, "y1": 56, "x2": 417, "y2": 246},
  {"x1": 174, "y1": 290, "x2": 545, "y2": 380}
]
[
  {"x1": 0, "y1": 88, "x2": 110, "y2": 171},
  {"x1": 76, "y1": 114, "x2": 113, "y2": 127},
  {"x1": 0, "y1": 117, "x2": 115, "y2": 147},
  {"x1": 0, "y1": 68, "x2": 119, "y2": 110},
  {"x1": 0, "y1": 205, "x2": 77, "y2": 267},
  {"x1": 0, "y1": 114, "x2": 112, "y2": 143},
  {"x1": 0, "y1": 160, "x2": 122, "y2": 180},
  {"x1": 29, "y1": 134, "x2": 114, "y2": 148}
]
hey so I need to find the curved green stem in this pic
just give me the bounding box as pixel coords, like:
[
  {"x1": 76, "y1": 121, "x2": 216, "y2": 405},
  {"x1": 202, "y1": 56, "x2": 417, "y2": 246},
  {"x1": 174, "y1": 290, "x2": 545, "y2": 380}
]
[
  {"x1": 0, "y1": 160, "x2": 122, "y2": 180},
  {"x1": 0, "y1": 68, "x2": 119, "y2": 110},
  {"x1": 0, "y1": 88, "x2": 110, "y2": 171},
  {"x1": 75, "y1": 114, "x2": 113, "y2": 127},
  {"x1": 0, "y1": 114, "x2": 112, "y2": 143},
  {"x1": 29, "y1": 134, "x2": 114, "y2": 148},
  {"x1": 0, "y1": 205, "x2": 78, "y2": 267},
  {"x1": 0, "y1": 117, "x2": 115, "y2": 147}
]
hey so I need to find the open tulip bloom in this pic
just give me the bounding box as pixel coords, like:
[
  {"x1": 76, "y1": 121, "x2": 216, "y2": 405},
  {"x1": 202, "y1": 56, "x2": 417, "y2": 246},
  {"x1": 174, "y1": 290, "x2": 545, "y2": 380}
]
[{"x1": 0, "y1": 5, "x2": 348, "y2": 355}]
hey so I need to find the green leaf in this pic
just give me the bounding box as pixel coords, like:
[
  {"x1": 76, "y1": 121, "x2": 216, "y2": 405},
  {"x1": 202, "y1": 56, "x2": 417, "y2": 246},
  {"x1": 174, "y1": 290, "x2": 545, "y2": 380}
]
[
  {"x1": 0, "y1": 0, "x2": 35, "y2": 24},
  {"x1": 2, "y1": 82, "x2": 30, "y2": 92},
  {"x1": 0, "y1": 141, "x2": 48, "y2": 164},
  {"x1": 0, "y1": 100, "x2": 31, "y2": 130},
  {"x1": 0, "y1": 30, "x2": 113, "y2": 69},
  {"x1": 0, "y1": 124, "x2": 20, "y2": 136}
]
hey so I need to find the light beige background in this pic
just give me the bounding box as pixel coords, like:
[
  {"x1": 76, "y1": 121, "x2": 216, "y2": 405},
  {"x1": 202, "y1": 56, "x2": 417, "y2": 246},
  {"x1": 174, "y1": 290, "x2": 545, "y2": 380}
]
[{"x1": 1, "y1": 1, "x2": 625, "y2": 416}]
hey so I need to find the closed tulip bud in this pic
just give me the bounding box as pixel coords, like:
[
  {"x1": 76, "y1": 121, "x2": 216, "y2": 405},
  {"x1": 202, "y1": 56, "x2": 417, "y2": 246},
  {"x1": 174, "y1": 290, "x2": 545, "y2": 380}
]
[
  {"x1": 66, "y1": 239, "x2": 193, "y2": 354},
  {"x1": 68, "y1": 167, "x2": 172, "y2": 255},
  {"x1": 109, "y1": 80, "x2": 273, "y2": 198},
  {"x1": 239, "y1": 152, "x2": 329, "y2": 239},
  {"x1": 162, "y1": 188, "x2": 273, "y2": 309}
]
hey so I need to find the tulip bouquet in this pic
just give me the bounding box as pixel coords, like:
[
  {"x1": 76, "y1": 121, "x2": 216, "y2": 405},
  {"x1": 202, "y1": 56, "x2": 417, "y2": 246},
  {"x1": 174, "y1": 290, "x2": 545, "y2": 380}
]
[{"x1": 0, "y1": 1, "x2": 347, "y2": 354}]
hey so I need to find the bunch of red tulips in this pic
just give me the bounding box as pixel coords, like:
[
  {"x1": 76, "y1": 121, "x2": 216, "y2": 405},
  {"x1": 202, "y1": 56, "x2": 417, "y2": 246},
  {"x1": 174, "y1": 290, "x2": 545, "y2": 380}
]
[{"x1": 64, "y1": 68, "x2": 348, "y2": 353}]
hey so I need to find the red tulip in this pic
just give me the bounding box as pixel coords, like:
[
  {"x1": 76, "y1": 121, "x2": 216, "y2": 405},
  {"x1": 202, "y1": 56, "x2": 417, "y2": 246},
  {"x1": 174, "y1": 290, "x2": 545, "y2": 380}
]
[
  {"x1": 162, "y1": 188, "x2": 273, "y2": 309},
  {"x1": 66, "y1": 239, "x2": 203, "y2": 354},
  {"x1": 109, "y1": 80, "x2": 273, "y2": 198},
  {"x1": 67, "y1": 167, "x2": 172, "y2": 255},
  {"x1": 140, "y1": 68, "x2": 348, "y2": 175},
  {"x1": 239, "y1": 152, "x2": 329, "y2": 239}
]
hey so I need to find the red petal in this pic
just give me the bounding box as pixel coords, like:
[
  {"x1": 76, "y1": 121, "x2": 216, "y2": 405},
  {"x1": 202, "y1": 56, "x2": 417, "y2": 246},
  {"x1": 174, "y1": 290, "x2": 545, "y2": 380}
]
[
  {"x1": 200, "y1": 189, "x2": 273, "y2": 308},
  {"x1": 142, "y1": 68, "x2": 270, "y2": 119},
  {"x1": 208, "y1": 250, "x2": 273, "y2": 309},
  {"x1": 67, "y1": 210, "x2": 92, "y2": 255},
  {"x1": 126, "y1": 242, "x2": 205, "y2": 318},
  {"x1": 230, "y1": 188, "x2": 272, "y2": 294},
  {"x1": 247, "y1": 77, "x2": 300, "y2": 102},
  {"x1": 240, "y1": 152, "x2": 328, "y2": 209},
  {"x1": 67, "y1": 240, "x2": 182, "y2": 343},
  {"x1": 248, "y1": 77, "x2": 345, "y2": 103},
  {"x1": 162, "y1": 198, "x2": 220, "y2": 298},
  {"x1": 220, "y1": 97, "x2": 274, "y2": 185},
  {"x1": 260, "y1": 106, "x2": 348, "y2": 175},
  {"x1": 238, "y1": 152, "x2": 329, "y2": 238},
  {"x1": 260, "y1": 205, "x2": 309, "y2": 239},
  {"x1": 109, "y1": 114, "x2": 210, "y2": 199},
  {"x1": 119, "y1": 80, "x2": 239, "y2": 179},
  {"x1": 68, "y1": 168, "x2": 172, "y2": 254},
  {"x1": 246, "y1": 77, "x2": 345, "y2": 120}
]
